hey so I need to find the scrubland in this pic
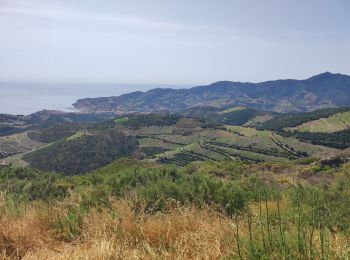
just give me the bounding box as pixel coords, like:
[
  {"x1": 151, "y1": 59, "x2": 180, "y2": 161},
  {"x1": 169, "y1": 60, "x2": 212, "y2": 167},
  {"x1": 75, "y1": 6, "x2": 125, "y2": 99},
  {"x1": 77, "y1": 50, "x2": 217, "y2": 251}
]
[{"x1": 1, "y1": 159, "x2": 350, "y2": 259}]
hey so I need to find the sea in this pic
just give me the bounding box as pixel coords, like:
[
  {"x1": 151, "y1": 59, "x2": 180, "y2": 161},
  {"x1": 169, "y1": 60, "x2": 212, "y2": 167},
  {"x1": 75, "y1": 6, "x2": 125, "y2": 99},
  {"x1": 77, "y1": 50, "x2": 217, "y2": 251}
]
[{"x1": 0, "y1": 82, "x2": 188, "y2": 115}]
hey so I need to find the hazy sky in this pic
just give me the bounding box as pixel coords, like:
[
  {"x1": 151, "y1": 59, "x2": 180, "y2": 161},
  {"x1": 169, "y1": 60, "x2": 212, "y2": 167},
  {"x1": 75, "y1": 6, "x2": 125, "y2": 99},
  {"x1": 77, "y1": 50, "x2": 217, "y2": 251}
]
[{"x1": 0, "y1": 0, "x2": 349, "y2": 85}]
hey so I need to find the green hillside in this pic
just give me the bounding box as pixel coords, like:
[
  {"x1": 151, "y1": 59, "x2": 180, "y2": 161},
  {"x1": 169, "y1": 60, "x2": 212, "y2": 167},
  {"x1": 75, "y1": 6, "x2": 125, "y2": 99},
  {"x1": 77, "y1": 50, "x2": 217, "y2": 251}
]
[
  {"x1": 23, "y1": 130, "x2": 137, "y2": 174},
  {"x1": 2, "y1": 156, "x2": 350, "y2": 258},
  {"x1": 261, "y1": 106, "x2": 350, "y2": 131},
  {"x1": 0, "y1": 112, "x2": 344, "y2": 173},
  {"x1": 182, "y1": 105, "x2": 275, "y2": 127},
  {"x1": 288, "y1": 111, "x2": 350, "y2": 133},
  {"x1": 259, "y1": 107, "x2": 350, "y2": 149},
  {"x1": 122, "y1": 116, "x2": 336, "y2": 166}
]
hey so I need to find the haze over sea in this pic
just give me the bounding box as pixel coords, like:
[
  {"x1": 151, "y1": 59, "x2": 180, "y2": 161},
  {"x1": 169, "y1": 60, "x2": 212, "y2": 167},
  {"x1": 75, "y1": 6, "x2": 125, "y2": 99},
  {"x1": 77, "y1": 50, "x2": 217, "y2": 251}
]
[{"x1": 0, "y1": 83, "x2": 187, "y2": 115}]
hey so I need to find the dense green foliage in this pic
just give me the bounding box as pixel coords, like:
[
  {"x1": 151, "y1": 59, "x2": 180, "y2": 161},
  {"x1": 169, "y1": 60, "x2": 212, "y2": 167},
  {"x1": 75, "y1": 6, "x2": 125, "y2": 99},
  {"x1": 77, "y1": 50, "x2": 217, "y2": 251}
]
[
  {"x1": 120, "y1": 113, "x2": 181, "y2": 129},
  {"x1": 0, "y1": 167, "x2": 69, "y2": 201},
  {"x1": 182, "y1": 106, "x2": 274, "y2": 126},
  {"x1": 24, "y1": 111, "x2": 115, "y2": 126},
  {"x1": 0, "y1": 160, "x2": 254, "y2": 215},
  {"x1": 23, "y1": 130, "x2": 138, "y2": 174},
  {"x1": 27, "y1": 123, "x2": 84, "y2": 143},
  {"x1": 140, "y1": 147, "x2": 167, "y2": 156},
  {"x1": 181, "y1": 106, "x2": 220, "y2": 122},
  {"x1": 1, "y1": 158, "x2": 350, "y2": 225},
  {"x1": 284, "y1": 128, "x2": 350, "y2": 149},
  {"x1": 219, "y1": 107, "x2": 262, "y2": 125}
]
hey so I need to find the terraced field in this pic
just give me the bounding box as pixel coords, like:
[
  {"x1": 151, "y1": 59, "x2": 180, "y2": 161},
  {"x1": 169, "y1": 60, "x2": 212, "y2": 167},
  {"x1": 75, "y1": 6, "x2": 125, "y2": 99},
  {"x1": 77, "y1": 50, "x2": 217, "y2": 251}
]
[
  {"x1": 132, "y1": 122, "x2": 338, "y2": 166},
  {"x1": 204, "y1": 143, "x2": 286, "y2": 162},
  {"x1": 226, "y1": 126, "x2": 336, "y2": 157},
  {"x1": 244, "y1": 114, "x2": 274, "y2": 126},
  {"x1": 185, "y1": 143, "x2": 227, "y2": 161},
  {"x1": 0, "y1": 152, "x2": 30, "y2": 167},
  {"x1": 0, "y1": 131, "x2": 48, "y2": 166},
  {"x1": 124, "y1": 126, "x2": 174, "y2": 136},
  {"x1": 157, "y1": 150, "x2": 206, "y2": 166},
  {"x1": 139, "y1": 137, "x2": 179, "y2": 148},
  {"x1": 217, "y1": 106, "x2": 246, "y2": 114},
  {"x1": 1, "y1": 116, "x2": 339, "y2": 168},
  {"x1": 288, "y1": 111, "x2": 350, "y2": 133},
  {"x1": 0, "y1": 132, "x2": 44, "y2": 158}
]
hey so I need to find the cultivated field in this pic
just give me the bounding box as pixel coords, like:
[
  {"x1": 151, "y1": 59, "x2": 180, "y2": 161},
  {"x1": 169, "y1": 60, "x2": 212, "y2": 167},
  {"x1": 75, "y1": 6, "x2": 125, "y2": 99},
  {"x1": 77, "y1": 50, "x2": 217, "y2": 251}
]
[
  {"x1": 288, "y1": 111, "x2": 350, "y2": 133},
  {"x1": 128, "y1": 121, "x2": 337, "y2": 166},
  {"x1": 0, "y1": 132, "x2": 45, "y2": 162}
]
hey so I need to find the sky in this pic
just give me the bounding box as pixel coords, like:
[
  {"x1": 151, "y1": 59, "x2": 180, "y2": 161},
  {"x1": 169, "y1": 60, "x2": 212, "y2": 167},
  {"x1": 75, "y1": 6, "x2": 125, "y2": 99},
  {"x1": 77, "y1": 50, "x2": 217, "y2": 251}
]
[{"x1": 0, "y1": 0, "x2": 349, "y2": 85}]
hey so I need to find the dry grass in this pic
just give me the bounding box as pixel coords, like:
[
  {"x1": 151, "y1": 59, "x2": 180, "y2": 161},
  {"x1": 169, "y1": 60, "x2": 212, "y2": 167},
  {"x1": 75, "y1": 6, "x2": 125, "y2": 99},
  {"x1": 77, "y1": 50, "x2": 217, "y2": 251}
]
[
  {"x1": 1, "y1": 194, "x2": 350, "y2": 259},
  {"x1": 1, "y1": 197, "x2": 235, "y2": 259},
  {"x1": 0, "y1": 193, "x2": 60, "y2": 259}
]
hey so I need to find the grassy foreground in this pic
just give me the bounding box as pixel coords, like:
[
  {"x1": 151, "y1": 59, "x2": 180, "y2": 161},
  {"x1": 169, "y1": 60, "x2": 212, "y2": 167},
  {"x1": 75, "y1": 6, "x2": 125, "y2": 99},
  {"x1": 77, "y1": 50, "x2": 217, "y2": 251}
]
[{"x1": 1, "y1": 159, "x2": 350, "y2": 259}]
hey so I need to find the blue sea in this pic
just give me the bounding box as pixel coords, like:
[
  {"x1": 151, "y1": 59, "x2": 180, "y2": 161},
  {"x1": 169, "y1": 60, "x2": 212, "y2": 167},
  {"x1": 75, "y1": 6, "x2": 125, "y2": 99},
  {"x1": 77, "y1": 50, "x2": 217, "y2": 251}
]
[{"x1": 0, "y1": 83, "x2": 188, "y2": 115}]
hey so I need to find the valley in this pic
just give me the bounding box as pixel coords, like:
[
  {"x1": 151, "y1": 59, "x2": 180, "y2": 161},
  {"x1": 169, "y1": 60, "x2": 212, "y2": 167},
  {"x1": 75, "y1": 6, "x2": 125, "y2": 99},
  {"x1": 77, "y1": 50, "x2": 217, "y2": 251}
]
[{"x1": 0, "y1": 108, "x2": 342, "y2": 174}]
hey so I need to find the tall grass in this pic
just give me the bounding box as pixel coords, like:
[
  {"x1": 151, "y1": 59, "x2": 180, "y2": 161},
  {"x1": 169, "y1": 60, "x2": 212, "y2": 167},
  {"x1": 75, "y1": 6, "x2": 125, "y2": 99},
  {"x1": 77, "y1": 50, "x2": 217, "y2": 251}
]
[
  {"x1": 1, "y1": 191, "x2": 349, "y2": 259},
  {"x1": 1, "y1": 160, "x2": 350, "y2": 258}
]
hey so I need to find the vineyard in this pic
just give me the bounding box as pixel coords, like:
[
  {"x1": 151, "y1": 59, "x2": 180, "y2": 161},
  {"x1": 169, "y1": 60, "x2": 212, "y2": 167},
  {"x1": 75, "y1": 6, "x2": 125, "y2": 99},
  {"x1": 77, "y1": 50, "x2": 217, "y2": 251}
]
[
  {"x1": 0, "y1": 132, "x2": 44, "y2": 157},
  {"x1": 157, "y1": 150, "x2": 206, "y2": 166},
  {"x1": 144, "y1": 124, "x2": 337, "y2": 166}
]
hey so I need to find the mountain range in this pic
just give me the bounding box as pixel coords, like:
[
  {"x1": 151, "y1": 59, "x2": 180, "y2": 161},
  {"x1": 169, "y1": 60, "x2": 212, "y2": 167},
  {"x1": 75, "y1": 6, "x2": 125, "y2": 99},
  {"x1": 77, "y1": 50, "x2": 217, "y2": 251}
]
[{"x1": 73, "y1": 72, "x2": 350, "y2": 113}]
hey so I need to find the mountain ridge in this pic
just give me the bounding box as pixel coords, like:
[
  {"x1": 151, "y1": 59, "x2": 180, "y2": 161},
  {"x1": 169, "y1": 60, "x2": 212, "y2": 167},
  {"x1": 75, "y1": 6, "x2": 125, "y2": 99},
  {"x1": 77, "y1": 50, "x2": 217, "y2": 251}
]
[{"x1": 73, "y1": 72, "x2": 350, "y2": 113}]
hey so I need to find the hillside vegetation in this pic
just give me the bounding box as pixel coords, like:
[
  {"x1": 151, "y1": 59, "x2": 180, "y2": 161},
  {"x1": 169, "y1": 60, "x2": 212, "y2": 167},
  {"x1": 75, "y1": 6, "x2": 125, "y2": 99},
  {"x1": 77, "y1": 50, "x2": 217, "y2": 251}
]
[
  {"x1": 0, "y1": 110, "x2": 115, "y2": 137},
  {"x1": 182, "y1": 105, "x2": 275, "y2": 127},
  {"x1": 123, "y1": 116, "x2": 335, "y2": 166},
  {"x1": 288, "y1": 111, "x2": 350, "y2": 133},
  {"x1": 286, "y1": 129, "x2": 350, "y2": 149},
  {"x1": 0, "y1": 112, "x2": 341, "y2": 174},
  {"x1": 74, "y1": 72, "x2": 350, "y2": 113},
  {"x1": 1, "y1": 158, "x2": 350, "y2": 258},
  {"x1": 258, "y1": 106, "x2": 350, "y2": 149},
  {"x1": 23, "y1": 130, "x2": 137, "y2": 174},
  {"x1": 261, "y1": 106, "x2": 350, "y2": 131},
  {"x1": 0, "y1": 132, "x2": 44, "y2": 158}
]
